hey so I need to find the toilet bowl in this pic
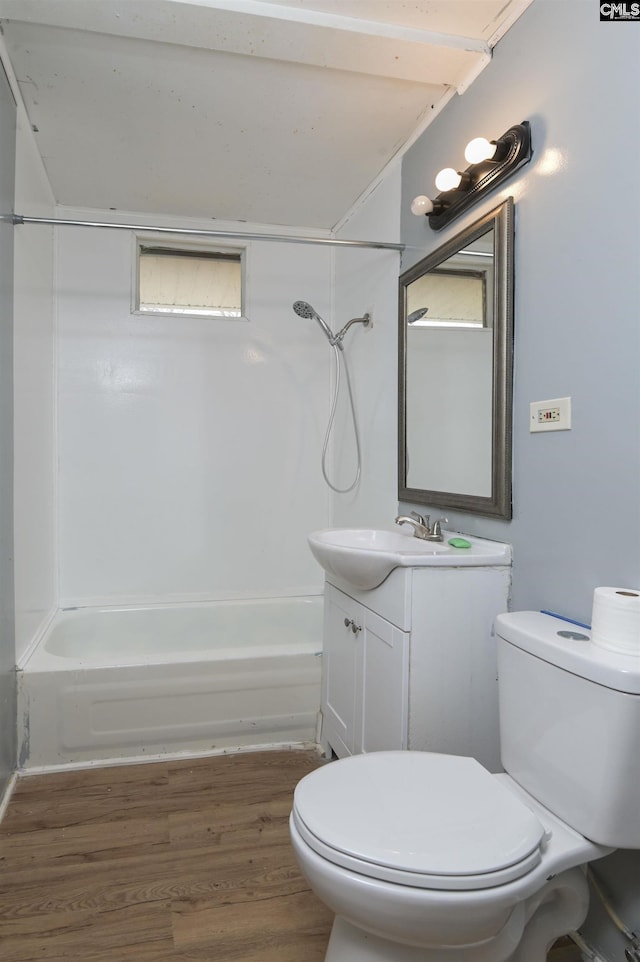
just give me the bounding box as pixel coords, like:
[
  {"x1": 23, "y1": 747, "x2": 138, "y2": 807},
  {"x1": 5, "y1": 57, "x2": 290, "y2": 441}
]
[
  {"x1": 290, "y1": 751, "x2": 609, "y2": 962},
  {"x1": 290, "y1": 611, "x2": 640, "y2": 962}
]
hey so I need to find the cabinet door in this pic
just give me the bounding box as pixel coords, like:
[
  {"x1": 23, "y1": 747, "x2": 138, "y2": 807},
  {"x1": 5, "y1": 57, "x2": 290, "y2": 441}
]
[
  {"x1": 321, "y1": 586, "x2": 362, "y2": 758},
  {"x1": 357, "y1": 609, "x2": 409, "y2": 754}
]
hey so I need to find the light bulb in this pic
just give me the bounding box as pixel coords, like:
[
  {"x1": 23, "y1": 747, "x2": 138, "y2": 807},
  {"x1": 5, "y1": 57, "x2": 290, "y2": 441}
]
[
  {"x1": 410, "y1": 195, "x2": 434, "y2": 216},
  {"x1": 464, "y1": 137, "x2": 497, "y2": 164},
  {"x1": 435, "y1": 167, "x2": 462, "y2": 192}
]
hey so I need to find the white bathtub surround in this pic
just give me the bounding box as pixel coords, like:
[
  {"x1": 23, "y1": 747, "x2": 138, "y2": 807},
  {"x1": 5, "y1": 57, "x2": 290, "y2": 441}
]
[
  {"x1": 56, "y1": 222, "x2": 332, "y2": 606},
  {"x1": 12, "y1": 79, "x2": 57, "y2": 665},
  {"x1": 18, "y1": 596, "x2": 322, "y2": 770},
  {"x1": 331, "y1": 166, "x2": 402, "y2": 527}
]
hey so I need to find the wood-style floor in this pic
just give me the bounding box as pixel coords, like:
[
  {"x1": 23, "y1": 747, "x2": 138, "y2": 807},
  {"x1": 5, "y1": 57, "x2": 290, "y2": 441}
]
[{"x1": 0, "y1": 749, "x2": 581, "y2": 961}]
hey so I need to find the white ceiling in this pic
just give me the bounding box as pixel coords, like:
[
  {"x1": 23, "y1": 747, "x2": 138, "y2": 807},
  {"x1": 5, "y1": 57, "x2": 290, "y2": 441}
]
[{"x1": 0, "y1": 0, "x2": 532, "y2": 230}]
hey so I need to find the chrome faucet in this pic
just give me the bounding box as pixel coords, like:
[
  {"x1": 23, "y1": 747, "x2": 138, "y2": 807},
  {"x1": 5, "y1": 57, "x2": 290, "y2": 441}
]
[
  {"x1": 394, "y1": 512, "x2": 449, "y2": 542},
  {"x1": 394, "y1": 512, "x2": 431, "y2": 540}
]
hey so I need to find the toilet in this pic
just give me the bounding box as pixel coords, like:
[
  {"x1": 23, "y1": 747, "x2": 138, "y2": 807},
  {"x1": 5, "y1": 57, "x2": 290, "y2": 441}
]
[{"x1": 289, "y1": 611, "x2": 640, "y2": 962}]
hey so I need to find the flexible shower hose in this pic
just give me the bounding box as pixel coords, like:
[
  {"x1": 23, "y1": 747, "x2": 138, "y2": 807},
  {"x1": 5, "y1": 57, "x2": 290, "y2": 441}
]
[{"x1": 321, "y1": 343, "x2": 362, "y2": 493}]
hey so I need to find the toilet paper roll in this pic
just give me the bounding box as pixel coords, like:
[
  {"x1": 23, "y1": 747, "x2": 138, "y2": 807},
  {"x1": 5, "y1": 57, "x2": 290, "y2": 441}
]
[{"x1": 591, "y1": 586, "x2": 640, "y2": 655}]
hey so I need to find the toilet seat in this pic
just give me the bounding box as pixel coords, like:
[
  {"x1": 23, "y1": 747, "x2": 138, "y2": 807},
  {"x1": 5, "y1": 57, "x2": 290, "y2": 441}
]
[{"x1": 293, "y1": 752, "x2": 547, "y2": 891}]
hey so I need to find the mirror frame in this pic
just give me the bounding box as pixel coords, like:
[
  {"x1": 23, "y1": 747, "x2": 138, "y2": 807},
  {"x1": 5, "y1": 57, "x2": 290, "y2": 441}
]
[{"x1": 398, "y1": 197, "x2": 514, "y2": 519}]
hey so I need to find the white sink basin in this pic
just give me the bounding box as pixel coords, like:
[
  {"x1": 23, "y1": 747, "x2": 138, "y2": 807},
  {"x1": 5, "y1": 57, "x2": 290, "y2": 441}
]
[{"x1": 308, "y1": 527, "x2": 511, "y2": 590}]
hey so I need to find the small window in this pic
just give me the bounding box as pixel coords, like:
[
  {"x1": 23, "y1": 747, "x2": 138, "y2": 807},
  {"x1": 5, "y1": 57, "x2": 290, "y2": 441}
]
[
  {"x1": 135, "y1": 244, "x2": 243, "y2": 318},
  {"x1": 407, "y1": 268, "x2": 487, "y2": 329}
]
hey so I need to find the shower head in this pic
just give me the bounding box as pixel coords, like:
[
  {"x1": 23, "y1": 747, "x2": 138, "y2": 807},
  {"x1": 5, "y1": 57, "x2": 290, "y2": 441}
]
[
  {"x1": 407, "y1": 307, "x2": 429, "y2": 324},
  {"x1": 293, "y1": 300, "x2": 335, "y2": 343},
  {"x1": 293, "y1": 300, "x2": 317, "y2": 320}
]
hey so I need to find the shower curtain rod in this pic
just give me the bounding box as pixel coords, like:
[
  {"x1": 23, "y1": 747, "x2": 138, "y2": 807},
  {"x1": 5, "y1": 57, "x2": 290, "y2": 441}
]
[{"x1": 12, "y1": 214, "x2": 405, "y2": 252}]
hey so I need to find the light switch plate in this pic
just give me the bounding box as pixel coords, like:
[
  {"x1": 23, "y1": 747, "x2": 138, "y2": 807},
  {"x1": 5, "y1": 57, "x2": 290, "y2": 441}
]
[{"x1": 530, "y1": 397, "x2": 571, "y2": 432}]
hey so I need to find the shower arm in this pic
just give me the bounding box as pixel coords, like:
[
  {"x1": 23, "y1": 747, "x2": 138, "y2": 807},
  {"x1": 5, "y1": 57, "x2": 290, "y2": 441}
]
[{"x1": 332, "y1": 313, "x2": 371, "y2": 345}]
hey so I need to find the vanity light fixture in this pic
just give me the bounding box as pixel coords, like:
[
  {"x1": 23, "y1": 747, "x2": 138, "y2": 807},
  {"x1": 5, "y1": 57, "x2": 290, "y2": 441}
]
[
  {"x1": 410, "y1": 121, "x2": 532, "y2": 231},
  {"x1": 434, "y1": 168, "x2": 470, "y2": 192},
  {"x1": 464, "y1": 137, "x2": 500, "y2": 164}
]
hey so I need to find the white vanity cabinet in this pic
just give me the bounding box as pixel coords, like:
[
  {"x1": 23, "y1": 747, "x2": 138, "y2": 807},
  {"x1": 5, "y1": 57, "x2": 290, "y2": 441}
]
[
  {"x1": 320, "y1": 560, "x2": 511, "y2": 772},
  {"x1": 322, "y1": 583, "x2": 409, "y2": 758}
]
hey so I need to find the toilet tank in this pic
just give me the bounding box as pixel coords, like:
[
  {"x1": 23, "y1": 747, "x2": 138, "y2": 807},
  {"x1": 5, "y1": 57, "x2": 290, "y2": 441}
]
[{"x1": 495, "y1": 611, "x2": 640, "y2": 850}]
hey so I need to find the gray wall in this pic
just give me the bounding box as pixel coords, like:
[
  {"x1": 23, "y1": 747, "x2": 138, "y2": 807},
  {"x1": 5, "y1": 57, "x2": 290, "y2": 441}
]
[
  {"x1": 400, "y1": 0, "x2": 640, "y2": 624},
  {"x1": 0, "y1": 58, "x2": 16, "y2": 795},
  {"x1": 400, "y1": 4, "x2": 640, "y2": 956}
]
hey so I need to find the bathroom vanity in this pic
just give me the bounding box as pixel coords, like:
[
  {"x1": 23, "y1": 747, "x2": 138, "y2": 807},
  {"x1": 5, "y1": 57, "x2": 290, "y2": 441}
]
[{"x1": 316, "y1": 534, "x2": 512, "y2": 773}]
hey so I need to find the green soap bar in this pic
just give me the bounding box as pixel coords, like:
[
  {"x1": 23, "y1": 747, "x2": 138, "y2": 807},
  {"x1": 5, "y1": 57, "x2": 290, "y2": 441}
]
[{"x1": 448, "y1": 537, "x2": 472, "y2": 549}]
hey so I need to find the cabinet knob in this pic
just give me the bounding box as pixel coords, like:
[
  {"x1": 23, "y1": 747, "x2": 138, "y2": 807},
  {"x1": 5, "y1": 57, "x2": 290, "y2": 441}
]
[{"x1": 344, "y1": 617, "x2": 362, "y2": 634}]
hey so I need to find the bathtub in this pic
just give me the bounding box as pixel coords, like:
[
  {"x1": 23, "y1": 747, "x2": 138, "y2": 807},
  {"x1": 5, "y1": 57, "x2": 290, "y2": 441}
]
[{"x1": 17, "y1": 596, "x2": 323, "y2": 770}]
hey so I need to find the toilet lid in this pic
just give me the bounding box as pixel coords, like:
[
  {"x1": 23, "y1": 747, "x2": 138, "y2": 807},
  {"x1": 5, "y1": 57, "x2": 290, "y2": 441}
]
[{"x1": 293, "y1": 752, "x2": 547, "y2": 891}]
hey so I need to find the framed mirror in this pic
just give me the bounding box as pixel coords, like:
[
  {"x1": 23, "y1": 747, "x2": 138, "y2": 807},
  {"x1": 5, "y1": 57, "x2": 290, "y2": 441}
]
[{"x1": 398, "y1": 197, "x2": 514, "y2": 519}]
